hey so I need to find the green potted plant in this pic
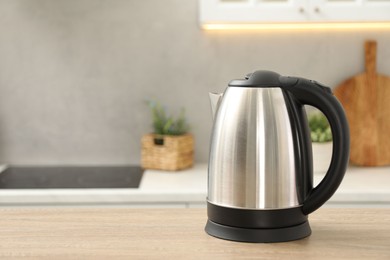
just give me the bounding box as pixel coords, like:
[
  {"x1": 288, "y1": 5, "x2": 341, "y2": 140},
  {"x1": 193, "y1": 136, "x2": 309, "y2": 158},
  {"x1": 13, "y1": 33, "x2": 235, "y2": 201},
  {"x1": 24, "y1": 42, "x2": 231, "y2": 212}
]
[
  {"x1": 141, "y1": 101, "x2": 194, "y2": 171},
  {"x1": 308, "y1": 112, "x2": 333, "y2": 174}
]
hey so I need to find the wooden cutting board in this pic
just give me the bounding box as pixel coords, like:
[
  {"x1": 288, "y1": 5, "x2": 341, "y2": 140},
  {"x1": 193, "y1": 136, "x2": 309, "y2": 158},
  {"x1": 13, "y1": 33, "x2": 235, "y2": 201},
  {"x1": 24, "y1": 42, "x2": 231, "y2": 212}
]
[{"x1": 334, "y1": 41, "x2": 390, "y2": 166}]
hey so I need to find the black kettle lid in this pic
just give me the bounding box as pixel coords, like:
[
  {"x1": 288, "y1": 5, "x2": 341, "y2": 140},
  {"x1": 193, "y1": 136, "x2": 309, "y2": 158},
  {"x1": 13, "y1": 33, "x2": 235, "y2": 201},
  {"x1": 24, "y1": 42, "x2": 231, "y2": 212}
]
[{"x1": 229, "y1": 70, "x2": 298, "y2": 88}]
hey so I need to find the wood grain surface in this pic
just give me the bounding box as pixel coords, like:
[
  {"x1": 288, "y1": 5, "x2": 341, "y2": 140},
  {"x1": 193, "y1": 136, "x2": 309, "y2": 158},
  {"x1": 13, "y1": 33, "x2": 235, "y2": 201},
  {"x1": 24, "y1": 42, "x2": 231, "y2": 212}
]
[
  {"x1": 0, "y1": 208, "x2": 389, "y2": 259},
  {"x1": 334, "y1": 40, "x2": 390, "y2": 166}
]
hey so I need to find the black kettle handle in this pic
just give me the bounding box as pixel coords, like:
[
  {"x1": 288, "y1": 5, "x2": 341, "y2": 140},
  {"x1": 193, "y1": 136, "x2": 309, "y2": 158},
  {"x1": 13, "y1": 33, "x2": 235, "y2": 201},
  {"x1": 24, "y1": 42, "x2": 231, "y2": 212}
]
[{"x1": 284, "y1": 78, "x2": 350, "y2": 215}]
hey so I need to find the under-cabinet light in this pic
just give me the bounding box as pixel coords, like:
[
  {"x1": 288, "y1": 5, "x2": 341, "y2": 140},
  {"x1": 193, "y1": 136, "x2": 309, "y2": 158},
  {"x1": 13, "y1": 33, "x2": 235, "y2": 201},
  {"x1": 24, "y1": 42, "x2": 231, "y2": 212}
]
[{"x1": 202, "y1": 22, "x2": 390, "y2": 30}]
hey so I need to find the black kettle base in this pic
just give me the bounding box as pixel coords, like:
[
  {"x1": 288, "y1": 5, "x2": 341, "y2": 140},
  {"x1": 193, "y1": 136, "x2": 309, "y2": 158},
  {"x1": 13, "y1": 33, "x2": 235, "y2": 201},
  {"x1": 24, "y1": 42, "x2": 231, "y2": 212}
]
[{"x1": 205, "y1": 220, "x2": 311, "y2": 243}]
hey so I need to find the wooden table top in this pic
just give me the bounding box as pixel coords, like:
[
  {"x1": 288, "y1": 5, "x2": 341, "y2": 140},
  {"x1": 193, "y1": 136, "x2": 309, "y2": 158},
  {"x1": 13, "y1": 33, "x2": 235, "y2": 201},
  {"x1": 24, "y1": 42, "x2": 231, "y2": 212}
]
[{"x1": 0, "y1": 208, "x2": 389, "y2": 259}]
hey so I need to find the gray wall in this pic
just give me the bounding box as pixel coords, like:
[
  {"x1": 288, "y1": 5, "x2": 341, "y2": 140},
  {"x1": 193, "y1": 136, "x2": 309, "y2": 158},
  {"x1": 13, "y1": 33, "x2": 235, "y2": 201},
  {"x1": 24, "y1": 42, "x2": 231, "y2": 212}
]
[{"x1": 0, "y1": 0, "x2": 389, "y2": 165}]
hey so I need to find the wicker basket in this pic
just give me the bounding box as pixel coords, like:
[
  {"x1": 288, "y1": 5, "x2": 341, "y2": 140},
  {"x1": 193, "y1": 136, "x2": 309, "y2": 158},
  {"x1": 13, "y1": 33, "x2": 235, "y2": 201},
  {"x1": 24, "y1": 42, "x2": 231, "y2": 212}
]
[{"x1": 141, "y1": 134, "x2": 194, "y2": 171}]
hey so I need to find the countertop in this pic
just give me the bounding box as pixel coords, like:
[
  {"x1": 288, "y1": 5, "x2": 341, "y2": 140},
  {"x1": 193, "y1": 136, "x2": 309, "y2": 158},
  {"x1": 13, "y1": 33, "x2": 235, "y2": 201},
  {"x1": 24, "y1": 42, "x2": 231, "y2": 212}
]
[
  {"x1": 0, "y1": 165, "x2": 207, "y2": 206},
  {"x1": 0, "y1": 164, "x2": 389, "y2": 207},
  {"x1": 0, "y1": 208, "x2": 389, "y2": 259}
]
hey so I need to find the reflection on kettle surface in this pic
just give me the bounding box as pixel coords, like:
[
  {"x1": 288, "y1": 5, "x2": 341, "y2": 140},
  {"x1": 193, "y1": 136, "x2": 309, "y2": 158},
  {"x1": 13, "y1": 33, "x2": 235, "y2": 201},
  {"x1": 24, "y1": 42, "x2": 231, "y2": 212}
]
[{"x1": 209, "y1": 87, "x2": 298, "y2": 209}]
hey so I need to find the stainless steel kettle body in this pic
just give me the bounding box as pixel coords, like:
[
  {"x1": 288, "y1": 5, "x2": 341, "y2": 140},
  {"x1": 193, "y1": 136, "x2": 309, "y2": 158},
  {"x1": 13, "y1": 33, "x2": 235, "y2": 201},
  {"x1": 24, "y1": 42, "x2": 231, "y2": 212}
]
[
  {"x1": 209, "y1": 87, "x2": 300, "y2": 209},
  {"x1": 205, "y1": 71, "x2": 350, "y2": 243}
]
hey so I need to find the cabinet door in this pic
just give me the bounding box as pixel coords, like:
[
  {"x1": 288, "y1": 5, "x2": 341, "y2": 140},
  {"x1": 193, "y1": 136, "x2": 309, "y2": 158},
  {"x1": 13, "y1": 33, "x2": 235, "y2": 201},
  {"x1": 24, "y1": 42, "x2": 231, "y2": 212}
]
[
  {"x1": 310, "y1": 0, "x2": 390, "y2": 22},
  {"x1": 199, "y1": 0, "x2": 309, "y2": 24}
]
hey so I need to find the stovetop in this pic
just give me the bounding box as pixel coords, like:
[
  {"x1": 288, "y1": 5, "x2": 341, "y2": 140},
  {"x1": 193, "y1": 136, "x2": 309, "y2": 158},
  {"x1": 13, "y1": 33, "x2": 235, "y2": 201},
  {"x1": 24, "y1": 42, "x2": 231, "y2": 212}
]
[{"x1": 0, "y1": 166, "x2": 143, "y2": 189}]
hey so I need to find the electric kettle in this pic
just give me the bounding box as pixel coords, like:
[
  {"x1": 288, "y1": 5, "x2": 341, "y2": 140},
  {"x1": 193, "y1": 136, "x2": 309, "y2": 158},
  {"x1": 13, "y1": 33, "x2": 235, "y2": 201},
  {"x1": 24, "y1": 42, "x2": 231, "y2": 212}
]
[{"x1": 206, "y1": 70, "x2": 350, "y2": 243}]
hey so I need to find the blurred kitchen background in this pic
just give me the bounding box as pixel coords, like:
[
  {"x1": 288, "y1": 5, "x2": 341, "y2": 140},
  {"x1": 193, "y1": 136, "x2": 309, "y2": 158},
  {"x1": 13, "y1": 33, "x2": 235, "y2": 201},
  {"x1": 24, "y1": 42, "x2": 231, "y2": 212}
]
[
  {"x1": 2, "y1": 0, "x2": 390, "y2": 165},
  {"x1": 0, "y1": 0, "x2": 389, "y2": 208}
]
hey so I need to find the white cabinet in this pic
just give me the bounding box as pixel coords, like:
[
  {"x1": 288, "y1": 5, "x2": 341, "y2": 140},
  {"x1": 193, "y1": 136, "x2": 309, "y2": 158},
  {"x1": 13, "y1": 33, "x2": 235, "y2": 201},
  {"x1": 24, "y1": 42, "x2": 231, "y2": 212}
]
[
  {"x1": 199, "y1": 0, "x2": 390, "y2": 25},
  {"x1": 200, "y1": 0, "x2": 308, "y2": 24},
  {"x1": 310, "y1": 0, "x2": 390, "y2": 22}
]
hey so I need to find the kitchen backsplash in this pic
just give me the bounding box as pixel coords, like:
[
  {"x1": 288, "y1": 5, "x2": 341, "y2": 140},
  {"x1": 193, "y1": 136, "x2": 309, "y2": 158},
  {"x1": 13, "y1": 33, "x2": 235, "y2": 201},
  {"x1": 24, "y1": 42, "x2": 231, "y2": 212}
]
[{"x1": 0, "y1": 0, "x2": 389, "y2": 164}]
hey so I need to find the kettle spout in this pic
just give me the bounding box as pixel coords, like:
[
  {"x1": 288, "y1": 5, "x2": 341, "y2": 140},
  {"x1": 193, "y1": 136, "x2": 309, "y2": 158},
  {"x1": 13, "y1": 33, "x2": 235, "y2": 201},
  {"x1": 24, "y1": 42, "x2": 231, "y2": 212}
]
[{"x1": 209, "y1": 92, "x2": 223, "y2": 120}]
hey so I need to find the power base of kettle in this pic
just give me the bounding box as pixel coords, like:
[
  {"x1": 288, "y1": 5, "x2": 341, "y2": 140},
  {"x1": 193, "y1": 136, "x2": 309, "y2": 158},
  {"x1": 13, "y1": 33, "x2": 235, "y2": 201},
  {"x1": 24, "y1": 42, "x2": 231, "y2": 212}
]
[
  {"x1": 205, "y1": 202, "x2": 311, "y2": 243},
  {"x1": 205, "y1": 70, "x2": 350, "y2": 243}
]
